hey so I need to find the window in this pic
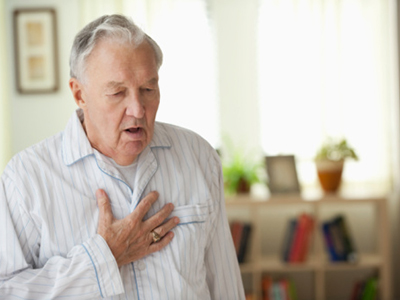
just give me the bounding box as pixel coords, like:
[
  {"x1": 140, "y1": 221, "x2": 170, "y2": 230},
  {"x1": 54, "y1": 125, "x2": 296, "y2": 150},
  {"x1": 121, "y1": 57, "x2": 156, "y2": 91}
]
[{"x1": 258, "y1": 0, "x2": 398, "y2": 192}]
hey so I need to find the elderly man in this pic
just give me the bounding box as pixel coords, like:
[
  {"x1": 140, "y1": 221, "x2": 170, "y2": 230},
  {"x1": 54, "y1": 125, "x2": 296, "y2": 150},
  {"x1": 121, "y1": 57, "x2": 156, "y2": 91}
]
[{"x1": 0, "y1": 14, "x2": 244, "y2": 300}]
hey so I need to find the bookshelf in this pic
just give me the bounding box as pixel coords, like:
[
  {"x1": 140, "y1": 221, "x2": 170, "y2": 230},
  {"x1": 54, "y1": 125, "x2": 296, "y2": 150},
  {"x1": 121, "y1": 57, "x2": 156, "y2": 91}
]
[{"x1": 226, "y1": 194, "x2": 391, "y2": 300}]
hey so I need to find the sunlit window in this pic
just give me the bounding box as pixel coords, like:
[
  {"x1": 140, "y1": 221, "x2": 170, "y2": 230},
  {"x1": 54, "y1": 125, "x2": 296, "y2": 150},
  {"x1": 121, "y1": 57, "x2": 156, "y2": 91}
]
[{"x1": 258, "y1": 0, "x2": 397, "y2": 193}]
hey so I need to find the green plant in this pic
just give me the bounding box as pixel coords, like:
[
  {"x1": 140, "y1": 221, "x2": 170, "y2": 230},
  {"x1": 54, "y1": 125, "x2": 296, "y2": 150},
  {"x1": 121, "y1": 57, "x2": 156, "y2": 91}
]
[
  {"x1": 315, "y1": 138, "x2": 359, "y2": 161},
  {"x1": 222, "y1": 150, "x2": 263, "y2": 195}
]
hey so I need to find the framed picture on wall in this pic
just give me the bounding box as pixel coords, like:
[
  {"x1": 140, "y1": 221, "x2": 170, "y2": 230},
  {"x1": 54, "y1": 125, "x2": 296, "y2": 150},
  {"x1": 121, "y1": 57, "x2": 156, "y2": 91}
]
[
  {"x1": 265, "y1": 155, "x2": 301, "y2": 195},
  {"x1": 13, "y1": 8, "x2": 59, "y2": 94}
]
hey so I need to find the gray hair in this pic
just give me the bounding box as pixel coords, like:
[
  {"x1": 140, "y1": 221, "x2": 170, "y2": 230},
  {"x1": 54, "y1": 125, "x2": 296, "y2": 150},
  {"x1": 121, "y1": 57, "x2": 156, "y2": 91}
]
[{"x1": 69, "y1": 14, "x2": 163, "y2": 81}]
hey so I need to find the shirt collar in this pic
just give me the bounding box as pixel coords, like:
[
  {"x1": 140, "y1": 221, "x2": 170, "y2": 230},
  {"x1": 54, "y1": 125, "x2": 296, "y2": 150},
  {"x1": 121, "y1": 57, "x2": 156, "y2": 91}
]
[{"x1": 62, "y1": 109, "x2": 171, "y2": 166}]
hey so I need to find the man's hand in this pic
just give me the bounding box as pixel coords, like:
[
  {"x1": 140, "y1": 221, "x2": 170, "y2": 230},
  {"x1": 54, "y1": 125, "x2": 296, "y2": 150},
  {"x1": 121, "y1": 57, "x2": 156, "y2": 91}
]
[{"x1": 96, "y1": 189, "x2": 179, "y2": 267}]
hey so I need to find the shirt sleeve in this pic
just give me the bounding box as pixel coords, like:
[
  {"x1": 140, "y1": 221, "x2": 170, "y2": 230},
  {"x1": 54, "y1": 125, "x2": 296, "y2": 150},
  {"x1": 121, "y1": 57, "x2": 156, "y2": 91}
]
[
  {"x1": 0, "y1": 171, "x2": 124, "y2": 299},
  {"x1": 204, "y1": 152, "x2": 246, "y2": 300}
]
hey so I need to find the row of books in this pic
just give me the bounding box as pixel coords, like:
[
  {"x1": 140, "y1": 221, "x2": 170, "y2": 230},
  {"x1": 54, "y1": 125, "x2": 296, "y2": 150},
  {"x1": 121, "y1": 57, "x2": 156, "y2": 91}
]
[
  {"x1": 322, "y1": 214, "x2": 358, "y2": 262},
  {"x1": 230, "y1": 220, "x2": 252, "y2": 263},
  {"x1": 349, "y1": 276, "x2": 378, "y2": 300},
  {"x1": 262, "y1": 276, "x2": 297, "y2": 300},
  {"x1": 281, "y1": 213, "x2": 315, "y2": 263},
  {"x1": 281, "y1": 213, "x2": 357, "y2": 263}
]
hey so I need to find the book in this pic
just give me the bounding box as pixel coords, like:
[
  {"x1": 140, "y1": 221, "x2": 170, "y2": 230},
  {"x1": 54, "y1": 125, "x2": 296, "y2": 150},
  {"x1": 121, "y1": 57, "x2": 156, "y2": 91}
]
[
  {"x1": 282, "y1": 218, "x2": 297, "y2": 262},
  {"x1": 288, "y1": 213, "x2": 314, "y2": 263},
  {"x1": 230, "y1": 220, "x2": 244, "y2": 256},
  {"x1": 262, "y1": 276, "x2": 272, "y2": 300},
  {"x1": 322, "y1": 215, "x2": 357, "y2": 262},
  {"x1": 261, "y1": 276, "x2": 297, "y2": 300},
  {"x1": 349, "y1": 277, "x2": 377, "y2": 300},
  {"x1": 297, "y1": 215, "x2": 315, "y2": 262},
  {"x1": 238, "y1": 223, "x2": 252, "y2": 263},
  {"x1": 334, "y1": 215, "x2": 358, "y2": 263},
  {"x1": 361, "y1": 277, "x2": 377, "y2": 300},
  {"x1": 322, "y1": 221, "x2": 341, "y2": 261},
  {"x1": 230, "y1": 220, "x2": 252, "y2": 263}
]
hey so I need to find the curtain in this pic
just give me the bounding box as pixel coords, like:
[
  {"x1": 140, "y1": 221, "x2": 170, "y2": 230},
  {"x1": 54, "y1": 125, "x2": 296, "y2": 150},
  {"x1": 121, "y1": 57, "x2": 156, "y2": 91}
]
[
  {"x1": 258, "y1": 0, "x2": 398, "y2": 193},
  {"x1": 0, "y1": 0, "x2": 11, "y2": 172},
  {"x1": 78, "y1": 0, "x2": 219, "y2": 146}
]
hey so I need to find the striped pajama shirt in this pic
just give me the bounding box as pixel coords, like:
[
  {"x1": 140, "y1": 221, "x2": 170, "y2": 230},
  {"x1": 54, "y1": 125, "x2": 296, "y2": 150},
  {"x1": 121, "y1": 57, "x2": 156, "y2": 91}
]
[{"x1": 0, "y1": 109, "x2": 245, "y2": 299}]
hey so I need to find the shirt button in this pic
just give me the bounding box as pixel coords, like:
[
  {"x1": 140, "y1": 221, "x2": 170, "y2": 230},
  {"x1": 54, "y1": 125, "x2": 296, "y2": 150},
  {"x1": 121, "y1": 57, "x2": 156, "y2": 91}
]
[{"x1": 136, "y1": 260, "x2": 146, "y2": 271}]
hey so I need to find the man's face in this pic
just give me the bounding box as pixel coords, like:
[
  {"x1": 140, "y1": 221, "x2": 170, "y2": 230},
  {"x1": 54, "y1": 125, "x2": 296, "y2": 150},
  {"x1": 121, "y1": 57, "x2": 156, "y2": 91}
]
[{"x1": 70, "y1": 39, "x2": 160, "y2": 165}]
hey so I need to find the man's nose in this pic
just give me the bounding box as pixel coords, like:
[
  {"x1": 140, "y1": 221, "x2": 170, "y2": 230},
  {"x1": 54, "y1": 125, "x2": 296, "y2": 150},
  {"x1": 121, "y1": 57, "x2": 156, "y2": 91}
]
[{"x1": 126, "y1": 92, "x2": 145, "y2": 118}]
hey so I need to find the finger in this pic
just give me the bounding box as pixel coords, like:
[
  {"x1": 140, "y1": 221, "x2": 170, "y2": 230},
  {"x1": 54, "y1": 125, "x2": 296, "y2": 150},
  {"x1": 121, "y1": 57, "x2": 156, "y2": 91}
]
[
  {"x1": 151, "y1": 216, "x2": 180, "y2": 241},
  {"x1": 96, "y1": 189, "x2": 113, "y2": 226},
  {"x1": 145, "y1": 202, "x2": 175, "y2": 230},
  {"x1": 149, "y1": 231, "x2": 175, "y2": 253},
  {"x1": 131, "y1": 191, "x2": 159, "y2": 220}
]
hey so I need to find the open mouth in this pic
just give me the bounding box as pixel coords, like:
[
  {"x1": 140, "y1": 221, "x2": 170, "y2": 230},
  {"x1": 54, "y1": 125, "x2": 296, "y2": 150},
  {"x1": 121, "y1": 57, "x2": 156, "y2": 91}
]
[{"x1": 125, "y1": 127, "x2": 141, "y2": 133}]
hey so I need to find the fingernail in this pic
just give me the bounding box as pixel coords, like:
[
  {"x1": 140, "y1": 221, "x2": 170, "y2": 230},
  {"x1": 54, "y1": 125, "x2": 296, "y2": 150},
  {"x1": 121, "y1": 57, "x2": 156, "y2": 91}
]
[
  {"x1": 169, "y1": 203, "x2": 174, "y2": 210},
  {"x1": 174, "y1": 217, "x2": 180, "y2": 224}
]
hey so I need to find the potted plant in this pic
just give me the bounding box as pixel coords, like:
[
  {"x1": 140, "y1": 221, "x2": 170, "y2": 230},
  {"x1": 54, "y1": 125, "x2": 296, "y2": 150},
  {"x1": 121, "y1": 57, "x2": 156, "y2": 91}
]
[
  {"x1": 222, "y1": 150, "x2": 263, "y2": 195},
  {"x1": 315, "y1": 138, "x2": 358, "y2": 193}
]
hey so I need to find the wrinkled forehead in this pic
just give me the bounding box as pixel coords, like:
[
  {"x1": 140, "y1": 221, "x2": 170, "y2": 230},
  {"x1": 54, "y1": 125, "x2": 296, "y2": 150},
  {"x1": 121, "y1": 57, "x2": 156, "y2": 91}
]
[
  {"x1": 83, "y1": 39, "x2": 159, "y2": 86},
  {"x1": 82, "y1": 38, "x2": 156, "y2": 83}
]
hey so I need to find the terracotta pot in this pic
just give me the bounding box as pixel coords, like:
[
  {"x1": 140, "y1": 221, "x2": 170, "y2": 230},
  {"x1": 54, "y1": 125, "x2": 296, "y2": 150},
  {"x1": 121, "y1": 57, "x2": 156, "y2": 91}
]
[
  {"x1": 315, "y1": 159, "x2": 344, "y2": 193},
  {"x1": 237, "y1": 177, "x2": 251, "y2": 194}
]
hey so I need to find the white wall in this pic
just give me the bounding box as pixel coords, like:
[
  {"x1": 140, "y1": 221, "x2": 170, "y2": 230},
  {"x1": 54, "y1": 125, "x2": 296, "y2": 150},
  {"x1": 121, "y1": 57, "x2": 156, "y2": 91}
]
[
  {"x1": 0, "y1": 0, "x2": 11, "y2": 171},
  {"x1": 5, "y1": 0, "x2": 79, "y2": 154}
]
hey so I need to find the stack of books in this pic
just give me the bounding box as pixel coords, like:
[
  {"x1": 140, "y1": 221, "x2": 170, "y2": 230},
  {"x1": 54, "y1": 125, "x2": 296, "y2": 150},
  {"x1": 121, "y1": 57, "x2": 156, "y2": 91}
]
[
  {"x1": 321, "y1": 214, "x2": 358, "y2": 263},
  {"x1": 230, "y1": 220, "x2": 252, "y2": 263},
  {"x1": 261, "y1": 276, "x2": 297, "y2": 300},
  {"x1": 281, "y1": 213, "x2": 315, "y2": 263},
  {"x1": 349, "y1": 277, "x2": 378, "y2": 300}
]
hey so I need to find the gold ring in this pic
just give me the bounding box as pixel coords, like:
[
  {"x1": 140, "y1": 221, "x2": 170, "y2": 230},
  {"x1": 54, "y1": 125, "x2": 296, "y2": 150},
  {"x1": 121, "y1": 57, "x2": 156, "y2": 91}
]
[{"x1": 152, "y1": 231, "x2": 161, "y2": 243}]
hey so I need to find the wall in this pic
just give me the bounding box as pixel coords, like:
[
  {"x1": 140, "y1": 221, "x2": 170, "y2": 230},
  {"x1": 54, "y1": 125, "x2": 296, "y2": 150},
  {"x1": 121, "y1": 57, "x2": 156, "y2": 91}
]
[
  {"x1": 5, "y1": 0, "x2": 79, "y2": 154},
  {"x1": 0, "y1": 0, "x2": 11, "y2": 171}
]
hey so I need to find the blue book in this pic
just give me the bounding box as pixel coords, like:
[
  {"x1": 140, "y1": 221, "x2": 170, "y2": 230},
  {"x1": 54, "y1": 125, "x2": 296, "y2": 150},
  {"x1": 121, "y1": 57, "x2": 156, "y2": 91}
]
[
  {"x1": 282, "y1": 218, "x2": 297, "y2": 262},
  {"x1": 322, "y1": 222, "x2": 341, "y2": 261}
]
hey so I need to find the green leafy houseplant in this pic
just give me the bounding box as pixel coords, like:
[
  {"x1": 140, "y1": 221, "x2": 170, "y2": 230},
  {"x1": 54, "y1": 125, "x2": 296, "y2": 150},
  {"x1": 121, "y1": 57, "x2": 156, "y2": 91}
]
[
  {"x1": 315, "y1": 138, "x2": 358, "y2": 193},
  {"x1": 222, "y1": 150, "x2": 262, "y2": 195},
  {"x1": 315, "y1": 138, "x2": 358, "y2": 162}
]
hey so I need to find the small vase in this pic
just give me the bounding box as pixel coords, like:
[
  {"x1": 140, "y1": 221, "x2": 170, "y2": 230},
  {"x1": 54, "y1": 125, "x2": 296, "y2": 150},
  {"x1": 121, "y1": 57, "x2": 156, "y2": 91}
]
[
  {"x1": 237, "y1": 177, "x2": 251, "y2": 194},
  {"x1": 315, "y1": 159, "x2": 344, "y2": 193}
]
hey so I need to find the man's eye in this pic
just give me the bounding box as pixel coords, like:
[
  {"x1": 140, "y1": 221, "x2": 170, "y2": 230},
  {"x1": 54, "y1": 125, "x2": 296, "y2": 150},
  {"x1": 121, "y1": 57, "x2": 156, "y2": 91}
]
[{"x1": 109, "y1": 91, "x2": 124, "y2": 97}]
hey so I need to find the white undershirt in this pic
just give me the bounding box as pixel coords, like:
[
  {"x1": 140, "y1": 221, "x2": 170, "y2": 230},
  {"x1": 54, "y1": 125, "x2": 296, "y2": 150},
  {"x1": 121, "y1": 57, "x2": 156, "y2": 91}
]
[{"x1": 98, "y1": 151, "x2": 138, "y2": 190}]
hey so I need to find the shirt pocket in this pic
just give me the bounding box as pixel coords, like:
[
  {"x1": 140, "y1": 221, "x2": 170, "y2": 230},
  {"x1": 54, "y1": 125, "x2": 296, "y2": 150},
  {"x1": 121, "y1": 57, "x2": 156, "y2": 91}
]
[
  {"x1": 168, "y1": 203, "x2": 212, "y2": 264},
  {"x1": 169, "y1": 203, "x2": 210, "y2": 225}
]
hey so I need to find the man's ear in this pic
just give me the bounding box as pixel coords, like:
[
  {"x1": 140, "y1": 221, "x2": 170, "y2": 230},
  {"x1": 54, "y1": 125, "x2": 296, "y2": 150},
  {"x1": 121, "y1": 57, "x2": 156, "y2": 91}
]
[{"x1": 69, "y1": 78, "x2": 86, "y2": 108}]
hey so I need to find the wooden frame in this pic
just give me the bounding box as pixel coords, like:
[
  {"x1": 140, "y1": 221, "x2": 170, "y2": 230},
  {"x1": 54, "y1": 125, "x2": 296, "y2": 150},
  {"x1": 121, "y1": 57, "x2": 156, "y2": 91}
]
[
  {"x1": 265, "y1": 155, "x2": 301, "y2": 194},
  {"x1": 13, "y1": 8, "x2": 59, "y2": 94}
]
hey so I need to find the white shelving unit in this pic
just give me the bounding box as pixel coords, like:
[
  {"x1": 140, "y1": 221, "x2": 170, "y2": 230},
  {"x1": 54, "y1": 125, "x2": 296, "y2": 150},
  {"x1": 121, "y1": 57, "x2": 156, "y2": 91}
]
[{"x1": 226, "y1": 194, "x2": 391, "y2": 300}]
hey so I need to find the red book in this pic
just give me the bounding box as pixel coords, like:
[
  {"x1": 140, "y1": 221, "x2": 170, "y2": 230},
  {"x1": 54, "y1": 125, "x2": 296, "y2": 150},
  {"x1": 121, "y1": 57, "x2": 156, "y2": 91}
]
[
  {"x1": 279, "y1": 279, "x2": 290, "y2": 300},
  {"x1": 230, "y1": 221, "x2": 244, "y2": 256},
  {"x1": 298, "y1": 215, "x2": 315, "y2": 262},
  {"x1": 261, "y1": 276, "x2": 272, "y2": 300},
  {"x1": 289, "y1": 213, "x2": 313, "y2": 262}
]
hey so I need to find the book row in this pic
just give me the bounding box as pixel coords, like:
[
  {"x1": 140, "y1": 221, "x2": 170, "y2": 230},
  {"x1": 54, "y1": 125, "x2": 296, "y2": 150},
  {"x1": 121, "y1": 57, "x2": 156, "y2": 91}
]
[
  {"x1": 282, "y1": 213, "x2": 357, "y2": 263},
  {"x1": 230, "y1": 213, "x2": 357, "y2": 264},
  {"x1": 349, "y1": 276, "x2": 378, "y2": 300},
  {"x1": 261, "y1": 276, "x2": 297, "y2": 300}
]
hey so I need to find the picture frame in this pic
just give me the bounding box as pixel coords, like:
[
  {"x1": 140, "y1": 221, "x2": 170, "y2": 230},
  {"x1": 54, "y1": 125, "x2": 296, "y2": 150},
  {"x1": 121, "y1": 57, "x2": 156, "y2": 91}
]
[
  {"x1": 13, "y1": 8, "x2": 59, "y2": 94},
  {"x1": 265, "y1": 155, "x2": 301, "y2": 195}
]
